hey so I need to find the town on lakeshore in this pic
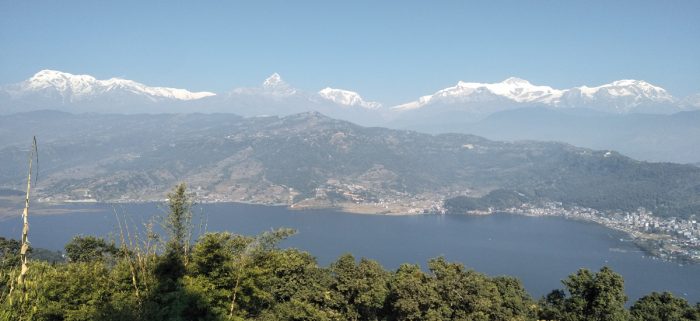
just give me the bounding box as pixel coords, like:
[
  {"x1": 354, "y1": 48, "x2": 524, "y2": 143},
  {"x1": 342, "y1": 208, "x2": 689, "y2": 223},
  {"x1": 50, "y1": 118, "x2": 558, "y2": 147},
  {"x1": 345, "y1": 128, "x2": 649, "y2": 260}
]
[
  {"x1": 33, "y1": 183, "x2": 700, "y2": 265},
  {"x1": 451, "y1": 202, "x2": 700, "y2": 264}
]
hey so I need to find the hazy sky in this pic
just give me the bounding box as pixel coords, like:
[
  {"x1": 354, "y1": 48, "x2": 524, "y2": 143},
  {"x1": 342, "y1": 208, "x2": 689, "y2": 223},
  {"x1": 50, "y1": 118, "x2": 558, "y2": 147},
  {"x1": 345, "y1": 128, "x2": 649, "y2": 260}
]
[{"x1": 1, "y1": 0, "x2": 699, "y2": 104}]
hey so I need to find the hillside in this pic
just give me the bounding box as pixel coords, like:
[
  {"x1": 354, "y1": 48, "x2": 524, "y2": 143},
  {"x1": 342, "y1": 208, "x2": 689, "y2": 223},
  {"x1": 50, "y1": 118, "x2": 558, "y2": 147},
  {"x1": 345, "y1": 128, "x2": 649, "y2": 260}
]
[{"x1": 1, "y1": 111, "x2": 699, "y2": 219}]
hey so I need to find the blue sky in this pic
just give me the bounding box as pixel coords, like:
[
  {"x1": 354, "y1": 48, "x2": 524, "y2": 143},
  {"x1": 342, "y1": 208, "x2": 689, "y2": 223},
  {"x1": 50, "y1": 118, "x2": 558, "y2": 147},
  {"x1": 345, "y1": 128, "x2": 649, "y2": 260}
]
[{"x1": 1, "y1": 0, "x2": 699, "y2": 104}]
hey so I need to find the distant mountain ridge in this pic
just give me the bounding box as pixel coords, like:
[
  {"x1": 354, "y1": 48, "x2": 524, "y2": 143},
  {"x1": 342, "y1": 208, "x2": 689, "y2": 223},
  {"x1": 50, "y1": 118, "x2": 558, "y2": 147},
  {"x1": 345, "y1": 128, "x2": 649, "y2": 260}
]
[
  {"x1": 405, "y1": 107, "x2": 700, "y2": 164},
  {"x1": 2, "y1": 70, "x2": 699, "y2": 163}
]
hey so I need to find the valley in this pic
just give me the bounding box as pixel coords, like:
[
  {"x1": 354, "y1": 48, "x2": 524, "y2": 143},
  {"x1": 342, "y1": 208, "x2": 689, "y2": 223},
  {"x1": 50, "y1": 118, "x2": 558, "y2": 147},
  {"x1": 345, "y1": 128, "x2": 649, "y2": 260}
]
[{"x1": 1, "y1": 111, "x2": 700, "y2": 262}]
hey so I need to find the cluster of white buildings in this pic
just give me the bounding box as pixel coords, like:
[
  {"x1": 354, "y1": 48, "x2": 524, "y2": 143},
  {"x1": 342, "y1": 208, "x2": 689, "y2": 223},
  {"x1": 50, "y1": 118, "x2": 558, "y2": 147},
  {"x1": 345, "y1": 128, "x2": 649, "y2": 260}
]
[{"x1": 508, "y1": 202, "x2": 700, "y2": 262}]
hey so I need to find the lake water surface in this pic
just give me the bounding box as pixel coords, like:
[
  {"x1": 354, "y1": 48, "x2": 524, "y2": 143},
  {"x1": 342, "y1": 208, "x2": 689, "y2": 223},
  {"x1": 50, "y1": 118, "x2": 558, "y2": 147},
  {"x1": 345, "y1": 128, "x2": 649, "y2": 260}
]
[{"x1": 1, "y1": 202, "x2": 699, "y2": 303}]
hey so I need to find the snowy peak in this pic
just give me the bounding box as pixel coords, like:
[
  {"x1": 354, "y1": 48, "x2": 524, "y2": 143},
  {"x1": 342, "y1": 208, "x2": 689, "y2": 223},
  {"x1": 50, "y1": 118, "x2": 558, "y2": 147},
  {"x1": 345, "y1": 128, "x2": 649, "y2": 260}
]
[
  {"x1": 611, "y1": 79, "x2": 652, "y2": 87},
  {"x1": 25, "y1": 70, "x2": 99, "y2": 99},
  {"x1": 562, "y1": 79, "x2": 675, "y2": 113},
  {"x1": 501, "y1": 77, "x2": 531, "y2": 85},
  {"x1": 477, "y1": 77, "x2": 562, "y2": 103},
  {"x1": 449, "y1": 77, "x2": 563, "y2": 103},
  {"x1": 262, "y1": 73, "x2": 297, "y2": 96},
  {"x1": 28, "y1": 69, "x2": 97, "y2": 90},
  {"x1": 571, "y1": 79, "x2": 673, "y2": 101},
  {"x1": 12, "y1": 69, "x2": 215, "y2": 102},
  {"x1": 231, "y1": 72, "x2": 297, "y2": 97},
  {"x1": 394, "y1": 77, "x2": 562, "y2": 110},
  {"x1": 317, "y1": 87, "x2": 382, "y2": 109},
  {"x1": 263, "y1": 73, "x2": 284, "y2": 89}
]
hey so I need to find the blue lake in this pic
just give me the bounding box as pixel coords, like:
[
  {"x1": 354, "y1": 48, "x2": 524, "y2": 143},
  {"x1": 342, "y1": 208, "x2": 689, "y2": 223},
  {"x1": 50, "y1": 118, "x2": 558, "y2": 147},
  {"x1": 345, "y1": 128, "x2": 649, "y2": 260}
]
[{"x1": 1, "y1": 202, "x2": 699, "y2": 303}]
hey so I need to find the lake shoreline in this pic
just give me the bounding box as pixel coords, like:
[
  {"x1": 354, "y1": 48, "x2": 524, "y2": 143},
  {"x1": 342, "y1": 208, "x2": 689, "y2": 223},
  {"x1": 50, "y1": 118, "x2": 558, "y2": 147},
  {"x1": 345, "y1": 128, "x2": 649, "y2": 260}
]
[
  {"x1": 1, "y1": 197, "x2": 697, "y2": 265},
  {"x1": 2, "y1": 201, "x2": 698, "y2": 303}
]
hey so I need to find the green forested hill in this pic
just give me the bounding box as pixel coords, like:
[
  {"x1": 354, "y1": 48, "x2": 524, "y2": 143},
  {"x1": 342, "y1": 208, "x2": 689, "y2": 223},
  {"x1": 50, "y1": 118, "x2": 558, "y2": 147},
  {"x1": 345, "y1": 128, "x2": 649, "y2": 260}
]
[{"x1": 1, "y1": 111, "x2": 699, "y2": 218}]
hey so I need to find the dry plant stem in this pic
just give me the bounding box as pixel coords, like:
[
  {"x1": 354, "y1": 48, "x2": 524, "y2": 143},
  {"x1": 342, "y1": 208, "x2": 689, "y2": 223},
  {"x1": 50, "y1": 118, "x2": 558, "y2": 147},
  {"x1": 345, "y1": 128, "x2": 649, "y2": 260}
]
[
  {"x1": 183, "y1": 198, "x2": 193, "y2": 268},
  {"x1": 229, "y1": 245, "x2": 253, "y2": 318},
  {"x1": 16, "y1": 137, "x2": 37, "y2": 289},
  {"x1": 229, "y1": 272, "x2": 242, "y2": 318},
  {"x1": 144, "y1": 221, "x2": 157, "y2": 269},
  {"x1": 132, "y1": 225, "x2": 150, "y2": 293},
  {"x1": 115, "y1": 210, "x2": 140, "y2": 298},
  {"x1": 1, "y1": 269, "x2": 16, "y2": 304}
]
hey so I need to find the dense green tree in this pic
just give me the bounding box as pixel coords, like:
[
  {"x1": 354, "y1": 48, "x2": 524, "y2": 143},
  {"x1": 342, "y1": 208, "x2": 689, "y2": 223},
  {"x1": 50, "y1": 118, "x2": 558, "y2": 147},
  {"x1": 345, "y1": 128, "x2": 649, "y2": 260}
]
[
  {"x1": 144, "y1": 183, "x2": 218, "y2": 321},
  {"x1": 540, "y1": 266, "x2": 629, "y2": 321},
  {"x1": 254, "y1": 249, "x2": 338, "y2": 320},
  {"x1": 630, "y1": 291, "x2": 699, "y2": 321},
  {"x1": 427, "y1": 257, "x2": 536, "y2": 321},
  {"x1": 186, "y1": 228, "x2": 304, "y2": 320},
  {"x1": 539, "y1": 289, "x2": 568, "y2": 320},
  {"x1": 256, "y1": 298, "x2": 339, "y2": 321},
  {"x1": 64, "y1": 235, "x2": 119, "y2": 263},
  {"x1": 0, "y1": 237, "x2": 21, "y2": 269},
  {"x1": 431, "y1": 257, "x2": 496, "y2": 320},
  {"x1": 34, "y1": 261, "x2": 115, "y2": 321},
  {"x1": 266, "y1": 248, "x2": 329, "y2": 304},
  {"x1": 329, "y1": 254, "x2": 389, "y2": 320},
  {"x1": 387, "y1": 263, "x2": 440, "y2": 321},
  {"x1": 353, "y1": 257, "x2": 390, "y2": 319},
  {"x1": 165, "y1": 182, "x2": 193, "y2": 258},
  {"x1": 492, "y1": 276, "x2": 538, "y2": 320},
  {"x1": 189, "y1": 233, "x2": 238, "y2": 282}
]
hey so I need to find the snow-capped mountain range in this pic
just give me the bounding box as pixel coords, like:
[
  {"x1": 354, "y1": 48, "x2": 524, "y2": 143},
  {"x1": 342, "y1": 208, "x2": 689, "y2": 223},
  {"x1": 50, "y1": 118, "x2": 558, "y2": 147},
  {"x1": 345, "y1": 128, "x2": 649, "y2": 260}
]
[
  {"x1": 0, "y1": 70, "x2": 697, "y2": 118},
  {"x1": 5, "y1": 69, "x2": 215, "y2": 102},
  {"x1": 393, "y1": 77, "x2": 680, "y2": 114}
]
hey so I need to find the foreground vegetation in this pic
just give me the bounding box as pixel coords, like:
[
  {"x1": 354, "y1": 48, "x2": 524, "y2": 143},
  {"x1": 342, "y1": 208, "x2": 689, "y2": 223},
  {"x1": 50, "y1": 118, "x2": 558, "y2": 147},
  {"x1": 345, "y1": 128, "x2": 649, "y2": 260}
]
[{"x1": 1, "y1": 184, "x2": 699, "y2": 321}]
